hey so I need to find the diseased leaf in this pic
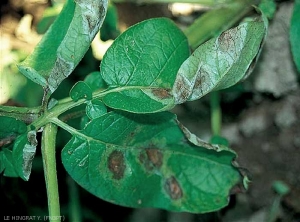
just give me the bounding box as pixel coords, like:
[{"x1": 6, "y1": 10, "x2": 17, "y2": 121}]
[
  {"x1": 290, "y1": 0, "x2": 300, "y2": 73},
  {"x1": 210, "y1": 135, "x2": 229, "y2": 147},
  {"x1": 183, "y1": 2, "x2": 254, "y2": 50},
  {"x1": 70, "y1": 81, "x2": 92, "y2": 102},
  {"x1": 12, "y1": 131, "x2": 38, "y2": 181},
  {"x1": 99, "y1": 18, "x2": 190, "y2": 113},
  {"x1": 0, "y1": 149, "x2": 19, "y2": 177},
  {"x1": 86, "y1": 100, "x2": 107, "y2": 119},
  {"x1": 177, "y1": 121, "x2": 235, "y2": 154},
  {"x1": 172, "y1": 15, "x2": 268, "y2": 104},
  {"x1": 62, "y1": 111, "x2": 241, "y2": 213},
  {"x1": 18, "y1": 0, "x2": 108, "y2": 93}
]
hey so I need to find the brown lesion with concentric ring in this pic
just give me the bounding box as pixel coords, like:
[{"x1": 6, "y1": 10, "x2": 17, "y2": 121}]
[
  {"x1": 139, "y1": 147, "x2": 163, "y2": 171},
  {"x1": 164, "y1": 176, "x2": 183, "y2": 200},
  {"x1": 108, "y1": 150, "x2": 126, "y2": 180},
  {"x1": 151, "y1": 88, "x2": 172, "y2": 100}
]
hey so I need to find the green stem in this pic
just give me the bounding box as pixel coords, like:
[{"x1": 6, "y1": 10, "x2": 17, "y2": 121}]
[
  {"x1": 51, "y1": 118, "x2": 82, "y2": 136},
  {"x1": 266, "y1": 195, "x2": 282, "y2": 222},
  {"x1": 41, "y1": 123, "x2": 61, "y2": 222},
  {"x1": 31, "y1": 86, "x2": 157, "y2": 130},
  {"x1": 67, "y1": 176, "x2": 82, "y2": 222},
  {"x1": 184, "y1": 0, "x2": 254, "y2": 50},
  {"x1": 0, "y1": 105, "x2": 41, "y2": 124},
  {"x1": 210, "y1": 91, "x2": 221, "y2": 136}
]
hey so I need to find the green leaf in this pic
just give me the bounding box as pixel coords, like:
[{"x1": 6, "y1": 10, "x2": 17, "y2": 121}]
[
  {"x1": 0, "y1": 149, "x2": 19, "y2": 177},
  {"x1": 272, "y1": 180, "x2": 290, "y2": 196},
  {"x1": 210, "y1": 135, "x2": 229, "y2": 147},
  {"x1": 258, "y1": 0, "x2": 277, "y2": 19},
  {"x1": 0, "y1": 116, "x2": 27, "y2": 141},
  {"x1": 62, "y1": 111, "x2": 241, "y2": 213},
  {"x1": 84, "y1": 71, "x2": 107, "y2": 91},
  {"x1": 17, "y1": 0, "x2": 108, "y2": 94},
  {"x1": 100, "y1": 18, "x2": 190, "y2": 113},
  {"x1": 80, "y1": 115, "x2": 90, "y2": 130},
  {"x1": 70, "y1": 81, "x2": 93, "y2": 102},
  {"x1": 12, "y1": 131, "x2": 38, "y2": 181},
  {"x1": 172, "y1": 15, "x2": 268, "y2": 104},
  {"x1": 290, "y1": 0, "x2": 300, "y2": 73},
  {"x1": 184, "y1": 2, "x2": 254, "y2": 50},
  {"x1": 86, "y1": 100, "x2": 107, "y2": 119}
]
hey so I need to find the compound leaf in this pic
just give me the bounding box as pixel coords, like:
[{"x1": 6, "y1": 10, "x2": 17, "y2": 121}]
[
  {"x1": 172, "y1": 15, "x2": 268, "y2": 104},
  {"x1": 18, "y1": 0, "x2": 108, "y2": 94},
  {"x1": 99, "y1": 18, "x2": 190, "y2": 113},
  {"x1": 62, "y1": 111, "x2": 241, "y2": 213}
]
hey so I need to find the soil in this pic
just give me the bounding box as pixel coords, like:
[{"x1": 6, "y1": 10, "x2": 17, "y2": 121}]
[{"x1": 0, "y1": 0, "x2": 299, "y2": 221}]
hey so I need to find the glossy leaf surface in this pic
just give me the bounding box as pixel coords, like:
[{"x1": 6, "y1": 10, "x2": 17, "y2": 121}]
[
  {"x1": 86, "y1": 100, "x2": 107, "y2": 119},
  {"x1": 0, "y1": 116, "x2": 27, "y2": 140},
  {"x1": 0, "y1": 149, "x2": 19, "y2": 177},
  {"x1": 0, "y1": 117, "x2": 29, "y2": 179},
  {"x1": 100, "y1": 18, "x2": 190, "y2": 113},
  {"x1": 70, "y1": 81, "x2": 92, "y2": 102},
  {"x1": 172, "y1": 16, "x2": 268, "y2": 104},
  {"x1": 62, "y1": 111, "x2": 241, "y2": 213},
  {"x1": 84, "y1": 71, "x2": 107, "y2": 91},
  {"x1": 17, "y1": 0, "x2": 108, "y2": 93}
]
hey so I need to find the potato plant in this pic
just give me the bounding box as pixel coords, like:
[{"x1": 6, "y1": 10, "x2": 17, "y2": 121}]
[{"x1": 5, "y1": 0, "x2": 298, "y2": 221}]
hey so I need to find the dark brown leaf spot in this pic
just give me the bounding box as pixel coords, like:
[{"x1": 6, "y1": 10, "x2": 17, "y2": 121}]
[
  {"x1": 86, "y1": 14, "x2": 95, "y2": 33},
  {"x1": 164, "y1": 176, "x2": 182, "y2": 200},
  {"x1": 152, "y1": 89, "x2": 172, "y2": 99},
  {"x1": 138, "y1": 152, "x2": 150, "y2": 170},
  {"x1": 139, "y1": 147, "x2": 163, "y2": 171},
  {"x1": 218, "y1": 30, "x2": 235, "y2": 52},
  {"x1": 173, "y1": 75, "x2": 190, "y2": 103},
  {"x1": 146, "y1": 148, "x2": 163, "y2": 168},
  {"x1": 108, "y1": 150, "x2": 126, "y2": 180},
  {"x1": 194, "y1": 70, "x2": 206, "y2": 90}
]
